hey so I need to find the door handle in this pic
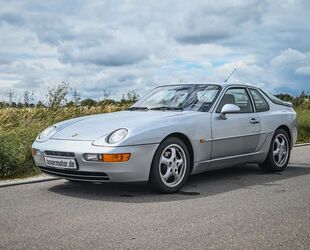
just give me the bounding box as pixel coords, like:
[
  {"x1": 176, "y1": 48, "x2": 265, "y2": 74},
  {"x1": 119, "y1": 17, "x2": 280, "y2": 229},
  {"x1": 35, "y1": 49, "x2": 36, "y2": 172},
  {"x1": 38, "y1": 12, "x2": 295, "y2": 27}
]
[{"x1": 249, "y1": 118, "x2": 260, "y2": 124}]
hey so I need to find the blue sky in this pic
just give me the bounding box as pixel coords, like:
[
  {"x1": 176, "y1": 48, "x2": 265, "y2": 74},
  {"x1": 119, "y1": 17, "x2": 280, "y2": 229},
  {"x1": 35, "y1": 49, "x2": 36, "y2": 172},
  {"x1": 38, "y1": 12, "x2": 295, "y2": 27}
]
[{"x1": 0, "y1": 0, "x2": 309, "y2": 102}]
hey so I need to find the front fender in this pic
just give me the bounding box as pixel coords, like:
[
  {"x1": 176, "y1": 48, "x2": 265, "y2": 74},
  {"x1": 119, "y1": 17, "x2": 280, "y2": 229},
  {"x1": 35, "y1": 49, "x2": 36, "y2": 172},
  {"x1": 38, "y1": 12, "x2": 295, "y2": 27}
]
[{"x1": 116, "y1": 112, "x2": 213, "y2": 164}]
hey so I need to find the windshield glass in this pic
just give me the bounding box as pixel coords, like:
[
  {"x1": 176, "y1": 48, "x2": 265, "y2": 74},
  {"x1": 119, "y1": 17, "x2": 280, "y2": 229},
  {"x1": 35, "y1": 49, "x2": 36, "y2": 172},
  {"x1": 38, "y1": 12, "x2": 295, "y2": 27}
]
[{"x1": 132, "y1": 85, "x2": 221, "y2": 112}]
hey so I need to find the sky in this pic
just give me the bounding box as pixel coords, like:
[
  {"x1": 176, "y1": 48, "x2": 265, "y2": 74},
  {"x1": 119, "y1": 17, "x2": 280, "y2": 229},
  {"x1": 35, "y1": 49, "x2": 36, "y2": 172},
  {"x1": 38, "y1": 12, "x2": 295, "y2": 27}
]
[{"x1": 0, "y1": 0, "x2": 309, "y2": 103}]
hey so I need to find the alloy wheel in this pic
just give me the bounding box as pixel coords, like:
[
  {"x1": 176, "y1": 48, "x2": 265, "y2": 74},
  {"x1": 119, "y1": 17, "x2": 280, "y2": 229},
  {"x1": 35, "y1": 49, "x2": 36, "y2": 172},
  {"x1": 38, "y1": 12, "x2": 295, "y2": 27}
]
[
  {"x1": 159, "y1": 144, "x2": 187, "y2": 188},
  {"x1": 273, "y1": 134, "x2": 289, "y2": 167}
]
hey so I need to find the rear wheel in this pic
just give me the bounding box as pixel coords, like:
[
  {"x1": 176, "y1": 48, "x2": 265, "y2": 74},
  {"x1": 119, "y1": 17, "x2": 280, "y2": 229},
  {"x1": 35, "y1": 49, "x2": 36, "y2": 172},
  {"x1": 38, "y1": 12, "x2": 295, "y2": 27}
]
[
  {"x1": 260, "y1": 128, "x2": 291, "y2": 172},
  {"x1": 148, "y1": 137, "x2": 190, "y2": 193}
]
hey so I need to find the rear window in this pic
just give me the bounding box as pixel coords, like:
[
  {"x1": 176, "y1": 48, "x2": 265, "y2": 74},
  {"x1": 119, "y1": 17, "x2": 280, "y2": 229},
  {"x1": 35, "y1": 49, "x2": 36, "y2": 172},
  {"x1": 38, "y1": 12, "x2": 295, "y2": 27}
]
[{"x1": 261, "y1": 89, "x2": 292, "y2": 107}]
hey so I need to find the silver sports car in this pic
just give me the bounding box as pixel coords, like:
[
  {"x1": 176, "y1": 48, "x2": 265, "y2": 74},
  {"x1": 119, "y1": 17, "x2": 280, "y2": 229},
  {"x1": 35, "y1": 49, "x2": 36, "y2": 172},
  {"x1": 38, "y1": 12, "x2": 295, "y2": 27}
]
[{"x1": 32, "y1": 84, "x2": 297, "y2": 193}]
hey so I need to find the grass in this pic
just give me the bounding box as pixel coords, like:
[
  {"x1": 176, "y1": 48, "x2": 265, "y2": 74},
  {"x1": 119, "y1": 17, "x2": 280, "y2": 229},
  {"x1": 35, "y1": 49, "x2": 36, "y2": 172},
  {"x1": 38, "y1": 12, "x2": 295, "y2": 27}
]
[
  {"x1": 0, "y1": 105, "x2": 309, "y2": 180},
  {"x1": 0, "y1": 104, "x2": 131, "y2": 180},
  {"x1": 296, "y1": 108, "x2": 310, "y2": 143}
]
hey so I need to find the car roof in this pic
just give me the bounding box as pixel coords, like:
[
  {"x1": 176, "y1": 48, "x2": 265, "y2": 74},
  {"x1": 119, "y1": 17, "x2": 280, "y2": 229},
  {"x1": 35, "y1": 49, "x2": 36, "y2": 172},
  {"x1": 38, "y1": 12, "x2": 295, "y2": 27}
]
[{"x1": 157, "y1": 83, "x2": 260, "y2": 90}]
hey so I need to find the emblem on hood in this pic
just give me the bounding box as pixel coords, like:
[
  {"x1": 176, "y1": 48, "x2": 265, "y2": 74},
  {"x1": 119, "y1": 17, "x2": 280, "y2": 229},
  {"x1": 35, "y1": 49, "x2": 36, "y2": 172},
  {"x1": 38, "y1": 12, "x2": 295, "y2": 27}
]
[{"x1": 71, "y1": 133, "x2": 79, "y2": 137}]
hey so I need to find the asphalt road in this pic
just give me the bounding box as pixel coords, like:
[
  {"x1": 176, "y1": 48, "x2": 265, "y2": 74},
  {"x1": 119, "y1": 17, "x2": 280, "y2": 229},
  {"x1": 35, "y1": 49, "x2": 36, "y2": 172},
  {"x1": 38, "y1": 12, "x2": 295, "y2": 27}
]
[{"x1": 1, "y1": 146, "x2": 310, "y2": 249}]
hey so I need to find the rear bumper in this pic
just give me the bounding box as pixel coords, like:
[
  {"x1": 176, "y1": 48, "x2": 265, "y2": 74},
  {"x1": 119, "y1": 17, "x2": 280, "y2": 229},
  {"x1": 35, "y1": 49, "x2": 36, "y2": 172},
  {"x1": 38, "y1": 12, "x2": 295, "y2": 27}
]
[
  {"x1": 32, "y1": 139, "x2": 159, "y2": 182},
  {"x1": 292, "y1": 125, "x2": 298, "y2": 148}
]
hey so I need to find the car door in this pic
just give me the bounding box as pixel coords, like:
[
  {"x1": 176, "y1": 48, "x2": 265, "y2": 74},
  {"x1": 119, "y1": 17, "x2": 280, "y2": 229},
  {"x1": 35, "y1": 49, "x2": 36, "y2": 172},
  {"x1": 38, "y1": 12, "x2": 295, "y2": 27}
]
[{"x1": 211, "y1": 87, "x2": 261, "y2": 159}]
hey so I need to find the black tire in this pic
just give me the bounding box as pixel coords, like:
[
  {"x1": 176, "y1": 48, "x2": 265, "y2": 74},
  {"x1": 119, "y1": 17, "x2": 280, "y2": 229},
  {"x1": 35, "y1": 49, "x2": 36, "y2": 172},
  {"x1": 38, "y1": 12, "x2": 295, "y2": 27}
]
[
  {"x1": 148, "y1": 137, "x2": 191, "y2": 193},
  {"x1": 259, "y1": 128, "x2": 291, "y2": 172}
]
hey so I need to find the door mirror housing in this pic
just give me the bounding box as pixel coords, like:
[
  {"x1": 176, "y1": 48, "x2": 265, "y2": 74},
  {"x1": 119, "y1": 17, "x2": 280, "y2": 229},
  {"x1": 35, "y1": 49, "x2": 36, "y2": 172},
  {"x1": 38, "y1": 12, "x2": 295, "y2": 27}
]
[{"x1": 220, "y1": 104, "x2": 240, "y2": 120}]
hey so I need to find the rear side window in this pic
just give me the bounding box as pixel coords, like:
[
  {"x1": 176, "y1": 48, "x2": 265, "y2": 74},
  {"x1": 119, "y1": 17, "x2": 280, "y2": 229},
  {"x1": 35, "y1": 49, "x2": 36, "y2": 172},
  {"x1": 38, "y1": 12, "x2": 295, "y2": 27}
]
[{"x1": 249, "y1": 89, "x2": 269, "y2": 112}]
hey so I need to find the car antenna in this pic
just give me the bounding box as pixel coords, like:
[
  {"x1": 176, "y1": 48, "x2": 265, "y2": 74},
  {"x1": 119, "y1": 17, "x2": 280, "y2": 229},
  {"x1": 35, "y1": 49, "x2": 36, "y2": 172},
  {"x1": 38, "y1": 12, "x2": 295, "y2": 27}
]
[{"x1": 224, "y1": 68, "x2": 237, "y2": 83}]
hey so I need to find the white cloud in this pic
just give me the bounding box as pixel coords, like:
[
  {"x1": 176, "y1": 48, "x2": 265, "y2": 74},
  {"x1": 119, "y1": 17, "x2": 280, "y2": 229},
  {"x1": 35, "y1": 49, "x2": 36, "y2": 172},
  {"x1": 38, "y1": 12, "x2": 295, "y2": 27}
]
[
  {"x1": 296, "y1": 66, "x2": 310, "y2": 76},
  {"x1": 270, "y1": 49, "x2": 306, "y2": 67},
  {"x1": 0, "y1": 0, "x2": 309, "y2": 103}
]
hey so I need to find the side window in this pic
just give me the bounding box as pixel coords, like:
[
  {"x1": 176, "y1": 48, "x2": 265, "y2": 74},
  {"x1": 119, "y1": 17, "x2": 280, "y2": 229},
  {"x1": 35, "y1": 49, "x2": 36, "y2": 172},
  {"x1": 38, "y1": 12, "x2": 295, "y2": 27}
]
[
  {"x1": 217, "y1": 88, "x2": 253, "y2": 113},
  {"x1": 249, "y1": 89, "x2": 269, "y2": 112}
]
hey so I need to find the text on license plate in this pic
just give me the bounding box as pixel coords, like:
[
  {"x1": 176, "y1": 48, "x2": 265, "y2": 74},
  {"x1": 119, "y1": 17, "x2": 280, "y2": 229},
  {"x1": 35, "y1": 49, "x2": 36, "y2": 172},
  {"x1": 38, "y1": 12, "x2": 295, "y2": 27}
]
[{"x1": 45, "y1": 156, "x2": 77, "y2": 169}]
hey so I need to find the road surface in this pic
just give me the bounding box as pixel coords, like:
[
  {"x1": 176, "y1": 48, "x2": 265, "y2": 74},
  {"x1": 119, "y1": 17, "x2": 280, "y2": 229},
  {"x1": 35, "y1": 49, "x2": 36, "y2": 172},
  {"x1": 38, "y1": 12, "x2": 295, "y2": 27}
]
[{"x1": 1, "y1": 146, "x2": 310, "y2": 249}]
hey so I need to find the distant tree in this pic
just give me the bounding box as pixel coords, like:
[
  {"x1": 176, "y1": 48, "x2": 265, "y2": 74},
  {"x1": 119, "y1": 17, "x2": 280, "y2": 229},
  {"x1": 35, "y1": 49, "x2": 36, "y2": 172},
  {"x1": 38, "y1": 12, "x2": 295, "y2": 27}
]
[
  {"x1": 293, "y1": 91, "x2": 309, "y2": 107},
  {"x1": 36, "y1": 101, "x2": 45, "y2": 108},
  {"x1": 276, "y1": 91, "x2": 309, "y2": 109},
  {"x1": 99, "y1": 99, "x2": 117, "y2": 106},
  {"x1": 11, "y1": 102, "x2": 17, "y2": 108},
  {"x1": 23, "y1": 90, "x2": 34, "y2": 107},
  {"x1": 121, "y1": 90, "x2": 139, "y2": 104},
  {"x1": 46, "y1": 81, "x2": 71, "y2": 109},
  {"x1": 66, "y1": 101, "x2": 75, "y2": 107},
  {"x1": 275, "y1": 94, "x2": 294, "y2": 102},
  {"x1": 103, "y1": 89, "x2": 110, "y2": 100},
  {"x1": 17, "y1": 102, "x2": 24, "y2": 108},
  {"x1": 0, "y1": 102, "x2": 8, "y2": 108},
  {"x1": 81, "y1": 98, "x2": 97, "y2": 107},
  {"x1": 299, "y1": 91, "x2": 307, "y2": 98}
]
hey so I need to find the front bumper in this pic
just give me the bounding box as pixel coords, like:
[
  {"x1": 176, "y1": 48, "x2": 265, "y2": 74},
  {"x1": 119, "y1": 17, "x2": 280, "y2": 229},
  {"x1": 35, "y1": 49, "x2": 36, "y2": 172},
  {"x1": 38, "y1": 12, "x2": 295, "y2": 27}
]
[{"x1": 32, "y1": 139, "x2": 159, "y2": 182}]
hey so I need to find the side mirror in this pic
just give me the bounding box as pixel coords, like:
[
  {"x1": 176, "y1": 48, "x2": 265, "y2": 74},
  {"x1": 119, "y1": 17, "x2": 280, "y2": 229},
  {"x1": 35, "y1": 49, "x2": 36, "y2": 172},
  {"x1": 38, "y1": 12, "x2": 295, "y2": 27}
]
[{"x1": 220, "y1": 104, "x2": 240, "y2": 120}]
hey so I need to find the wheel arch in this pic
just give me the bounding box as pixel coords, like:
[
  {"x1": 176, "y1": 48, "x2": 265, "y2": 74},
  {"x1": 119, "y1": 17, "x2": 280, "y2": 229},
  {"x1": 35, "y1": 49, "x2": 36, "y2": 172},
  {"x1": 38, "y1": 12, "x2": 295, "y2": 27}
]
[
  {"x1": 162, "y1": 132, "x2": 194, "y2": 173},
  {"x1": 276, "y1": 125, "x2": 292, "y2": 149}
]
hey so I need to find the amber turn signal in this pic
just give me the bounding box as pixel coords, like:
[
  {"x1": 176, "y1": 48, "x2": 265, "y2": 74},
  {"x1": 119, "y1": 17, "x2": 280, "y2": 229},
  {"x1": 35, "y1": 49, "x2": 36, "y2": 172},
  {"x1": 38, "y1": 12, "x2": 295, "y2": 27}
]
[
  {"x1": 31, "y1": 148, "x2": 36, "y2": 156},
  {"x1": 102, "y1": 153, "x2": 131, "y2": 162},
  {"x1": 32, "y1": 148, "x2": 42, "y2": 157}
]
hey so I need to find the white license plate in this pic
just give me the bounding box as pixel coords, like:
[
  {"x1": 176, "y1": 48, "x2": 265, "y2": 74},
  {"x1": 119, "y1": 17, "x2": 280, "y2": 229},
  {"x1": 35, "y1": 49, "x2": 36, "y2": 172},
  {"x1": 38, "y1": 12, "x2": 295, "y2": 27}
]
[{"x1": 44, "y1": 156, "x2": 77, "y2": 169}]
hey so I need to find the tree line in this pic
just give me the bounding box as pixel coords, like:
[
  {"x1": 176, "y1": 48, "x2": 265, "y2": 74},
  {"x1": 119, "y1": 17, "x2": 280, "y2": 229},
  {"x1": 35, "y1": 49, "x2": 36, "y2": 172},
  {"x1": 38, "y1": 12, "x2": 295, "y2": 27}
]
[
  {"x1": 0, "y1": 82, "x2": 309, "y2": 109},
  {"x1": 0, "y1": 82, "x2": 139, "y2": 109},
  {"x1": 275, "y1": 91, "x2": 309, "y2": 108}
]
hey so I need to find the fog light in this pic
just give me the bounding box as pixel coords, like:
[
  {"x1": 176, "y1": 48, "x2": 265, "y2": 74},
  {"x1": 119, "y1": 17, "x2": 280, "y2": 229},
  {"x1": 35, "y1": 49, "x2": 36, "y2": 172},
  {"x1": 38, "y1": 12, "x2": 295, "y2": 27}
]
[
  {"x1": 32, "y1": 148, "x2": 42, "y2": 157},
  {"x1": 84, "y1": 153, "x2": 102, "y2": 161}
]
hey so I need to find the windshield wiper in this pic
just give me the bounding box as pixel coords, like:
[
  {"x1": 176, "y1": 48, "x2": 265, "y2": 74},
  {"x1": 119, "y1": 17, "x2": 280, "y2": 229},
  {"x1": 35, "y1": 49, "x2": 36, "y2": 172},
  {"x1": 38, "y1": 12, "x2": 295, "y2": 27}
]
[
  {"x1": 149, "y1": 106, "x2": 183, "y2": 111},
  {"x1": 128, "y1": 106, "x2": 149, "y2": 111}
]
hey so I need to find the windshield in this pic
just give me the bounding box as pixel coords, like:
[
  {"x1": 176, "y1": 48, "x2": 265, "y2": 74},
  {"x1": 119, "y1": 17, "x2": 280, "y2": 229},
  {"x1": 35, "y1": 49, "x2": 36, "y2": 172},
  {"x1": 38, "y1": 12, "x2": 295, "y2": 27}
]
[{"x1": 131, "y1": 85, "x2": 221, "y2": 112}]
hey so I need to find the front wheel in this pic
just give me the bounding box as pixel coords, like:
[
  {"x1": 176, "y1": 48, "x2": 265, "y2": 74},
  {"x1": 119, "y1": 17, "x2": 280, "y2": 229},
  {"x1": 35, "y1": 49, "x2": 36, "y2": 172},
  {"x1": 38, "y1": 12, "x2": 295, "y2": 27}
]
[
  {"x1": 148, "y1": 137, "x2": 190, "y2": 193},
  {"x1": 260, "y1": 128, "x2": 291, "y2": 172}
]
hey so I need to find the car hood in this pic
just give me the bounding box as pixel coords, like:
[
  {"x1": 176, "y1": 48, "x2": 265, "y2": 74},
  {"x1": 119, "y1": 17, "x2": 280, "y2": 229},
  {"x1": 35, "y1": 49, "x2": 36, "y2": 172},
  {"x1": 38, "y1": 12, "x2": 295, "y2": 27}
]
[{"x1": 50, "y1": 110, "x2": 187, "y2": 141}]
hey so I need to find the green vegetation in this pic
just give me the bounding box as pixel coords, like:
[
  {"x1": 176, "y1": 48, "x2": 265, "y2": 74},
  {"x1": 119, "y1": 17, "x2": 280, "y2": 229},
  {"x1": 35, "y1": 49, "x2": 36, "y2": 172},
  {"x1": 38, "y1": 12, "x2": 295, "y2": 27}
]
[
  {"x1": 0, "y1": 84, "x2": 136, "y2": 180},
  {"x1": 0, "y1": 84, "x2": 309, "y2": 180},
  {"x1": 275, "y1": 92, "x2": 310, "y2": 143},
  {"x1": 296, "y1": 108, "x2": 310, "y2": 143}
]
